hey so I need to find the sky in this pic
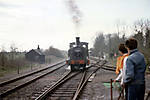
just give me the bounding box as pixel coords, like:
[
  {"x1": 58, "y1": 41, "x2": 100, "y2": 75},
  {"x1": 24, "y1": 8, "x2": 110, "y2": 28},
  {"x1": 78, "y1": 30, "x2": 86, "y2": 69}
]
[{"x1": 0, "y1": 0, "x2": 150, "y2": 51}]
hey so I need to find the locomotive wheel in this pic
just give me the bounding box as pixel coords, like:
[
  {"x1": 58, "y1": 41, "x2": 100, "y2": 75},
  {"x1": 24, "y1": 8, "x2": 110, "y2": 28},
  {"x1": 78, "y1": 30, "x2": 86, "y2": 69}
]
[
  {"x1": 71, "y1": 65, "x2": 75, "y2": 71},
  {"x1": 80, "y1": 64, "x2": 86, "y2": 71},
  {"x1": 83, "y1": 64, "x2": 86, "y2": 70}
]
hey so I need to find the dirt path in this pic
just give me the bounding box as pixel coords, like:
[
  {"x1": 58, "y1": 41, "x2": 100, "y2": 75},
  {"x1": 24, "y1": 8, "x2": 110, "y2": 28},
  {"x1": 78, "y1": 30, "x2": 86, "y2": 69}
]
[{"x1": 79, "y1": 69, "x2": 150, "y2": 100}]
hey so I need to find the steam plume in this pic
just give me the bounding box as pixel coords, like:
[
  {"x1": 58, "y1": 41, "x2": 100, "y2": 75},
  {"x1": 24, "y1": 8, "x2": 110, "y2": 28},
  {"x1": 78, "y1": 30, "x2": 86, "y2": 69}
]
[{"x1": 66, "y1": 0, "x2": 83, "y2": 35}]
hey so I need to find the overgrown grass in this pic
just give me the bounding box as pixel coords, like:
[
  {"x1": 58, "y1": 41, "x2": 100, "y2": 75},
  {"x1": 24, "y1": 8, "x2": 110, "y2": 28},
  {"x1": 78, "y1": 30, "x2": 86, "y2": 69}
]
[
  {"x1": 0, "y1": 66, "x2": 17, "y2": 77},
  {"x1": 0, "y1": 55, "x2": 65, "y2": 77},
  {"x1": 0, "y1": 63, "x2": 44, "y2": 77}
]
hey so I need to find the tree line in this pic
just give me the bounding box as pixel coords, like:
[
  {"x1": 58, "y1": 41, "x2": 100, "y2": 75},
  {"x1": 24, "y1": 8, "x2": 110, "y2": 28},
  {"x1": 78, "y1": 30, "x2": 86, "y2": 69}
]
[
  {"x1": 0, "y1": 45, "x2": 66, "y2": 74},
  {"x1": 91, "y1": 19, "x2": 150, "y2": 65},
  {"x1": 44, "y1": 46, "x2": 66, "y2": 58}
]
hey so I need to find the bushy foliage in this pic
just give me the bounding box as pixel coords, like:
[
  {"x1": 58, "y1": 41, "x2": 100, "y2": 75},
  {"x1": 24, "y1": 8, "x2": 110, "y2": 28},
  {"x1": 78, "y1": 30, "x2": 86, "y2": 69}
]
[
  {"x1": 44, "y1": 46, "x2": 65, "y2": 58},
  {"x1": 92, "y1": 33, "x2": 126, "y2": 58},
  {"x1": 92, "y1": 19, "x2": 150, "y2": 67},
  {"x1": 0, "y1": 52, "x2": 30, "y2": 70},
  {"x1": 0, "y1": 52, "x2": 7, "y2": 68},
  {"x1": 93, "y1": 33, "x2": 106, "y2": 57},
  {"x1": 132, "y1": 19, "x2": 150, "y2": 66}
]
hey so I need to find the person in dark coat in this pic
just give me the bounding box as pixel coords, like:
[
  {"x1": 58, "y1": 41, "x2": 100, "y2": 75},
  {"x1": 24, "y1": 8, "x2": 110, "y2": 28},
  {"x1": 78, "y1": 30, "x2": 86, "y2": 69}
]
[{"x1": 123, "y1": 38, "x2": 146, "y2": 100}]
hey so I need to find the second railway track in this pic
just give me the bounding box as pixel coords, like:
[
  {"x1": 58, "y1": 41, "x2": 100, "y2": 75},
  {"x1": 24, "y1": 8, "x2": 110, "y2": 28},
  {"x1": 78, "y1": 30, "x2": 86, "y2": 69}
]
[
  {"x1": 0, "y1": 61, "x2": 67, "y2": 99},
  {"x1": 34, "y1": 60, "x2": 106, "y2": 100},
  {"x1": 0, "y1": 59, "x2": 126, "y2": 100}
]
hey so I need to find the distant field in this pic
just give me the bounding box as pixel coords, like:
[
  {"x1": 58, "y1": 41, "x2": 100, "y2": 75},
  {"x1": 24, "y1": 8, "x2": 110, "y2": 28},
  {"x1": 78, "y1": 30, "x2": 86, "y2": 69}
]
[{"x1": 0, "y1": 55, "x2": 65, "y2": 77}]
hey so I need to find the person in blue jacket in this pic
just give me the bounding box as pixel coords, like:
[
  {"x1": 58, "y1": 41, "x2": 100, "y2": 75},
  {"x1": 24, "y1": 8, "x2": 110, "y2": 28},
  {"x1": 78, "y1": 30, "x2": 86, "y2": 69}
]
[{"x1": 123, "y1": 38, "x2": 146, "y2": 100}]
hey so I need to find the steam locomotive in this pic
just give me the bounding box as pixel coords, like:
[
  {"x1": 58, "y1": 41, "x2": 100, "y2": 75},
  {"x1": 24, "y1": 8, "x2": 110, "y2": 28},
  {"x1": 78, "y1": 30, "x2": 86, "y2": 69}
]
[{"x1": 66, "y1": 37, "x2": 90, "y2": 71}]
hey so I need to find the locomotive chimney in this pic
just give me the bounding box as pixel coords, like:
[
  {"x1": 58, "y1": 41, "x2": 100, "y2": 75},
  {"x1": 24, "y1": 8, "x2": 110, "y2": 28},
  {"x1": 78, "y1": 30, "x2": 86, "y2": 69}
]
[
  {"x1": 76, "y1": 37, "x2": 80, "y2": 46},
  {"x1": 37, "y1": 45, "x2": 40, "y2": 50}
]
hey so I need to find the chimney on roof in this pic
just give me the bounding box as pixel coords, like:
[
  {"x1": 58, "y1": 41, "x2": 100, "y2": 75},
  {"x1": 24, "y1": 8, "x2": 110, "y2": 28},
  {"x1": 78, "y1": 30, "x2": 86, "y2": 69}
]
[{"x1": 37, "y1": 45, "x2": 40, "y2": 50}]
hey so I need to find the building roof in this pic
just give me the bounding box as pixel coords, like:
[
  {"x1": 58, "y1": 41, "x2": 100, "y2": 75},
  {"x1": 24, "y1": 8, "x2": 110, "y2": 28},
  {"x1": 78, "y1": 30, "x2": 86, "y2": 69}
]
[
  {"x1": 33, "y1": 49, "x2": 44, "y2": 55},
  {"x1": 25, "y1": 49, "x2": 45, "y2": 56},
  {"x1": 25, "y1": 45, "x2": 45, "y2": 56}
]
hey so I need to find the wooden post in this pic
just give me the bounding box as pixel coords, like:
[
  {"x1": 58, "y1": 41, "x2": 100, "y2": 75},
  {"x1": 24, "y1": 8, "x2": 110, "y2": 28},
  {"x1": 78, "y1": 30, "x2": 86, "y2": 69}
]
[
  {"x1": 31, "y1": 62, "x2": 32, "y2": 71},
  {"x1": 17, "y1": 65, "x2": 19, "y2": 74},
  {"x1": 111, "y1": 79, "x2": 113, "y2": 100}
]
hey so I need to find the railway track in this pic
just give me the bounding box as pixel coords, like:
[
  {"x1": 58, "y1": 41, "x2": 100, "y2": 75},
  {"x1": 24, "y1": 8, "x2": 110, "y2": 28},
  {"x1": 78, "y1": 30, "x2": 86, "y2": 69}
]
[
  {"x1": 36, "y1": 71, "x2": 81, "y2": 100},
  {"x1": 34, "y1": 60, "x2": 106, "y2": 100},
  {"x1": 0, "y1": 61, "x2": 66, "y2": 99},
  {"x1": 0, "y1": 61, "x2": 65, "y2": 87},
  {"x1": 104, "y1": 65, "x2": 150, "y2": 75},
  {"x1": 2, "y1": 58, "x2": 148, "y2": 100}
]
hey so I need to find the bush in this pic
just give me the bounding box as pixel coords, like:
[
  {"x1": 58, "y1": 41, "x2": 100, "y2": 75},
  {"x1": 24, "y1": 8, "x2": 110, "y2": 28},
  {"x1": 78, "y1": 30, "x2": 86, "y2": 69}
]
[{"x1": 44, "y1": 46, "x2": 65, "y2": 58}]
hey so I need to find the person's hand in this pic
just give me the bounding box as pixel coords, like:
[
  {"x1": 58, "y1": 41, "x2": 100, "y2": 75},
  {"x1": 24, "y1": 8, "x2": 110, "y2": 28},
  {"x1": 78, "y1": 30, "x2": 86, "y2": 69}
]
[
  {"x1": 121, "y1": 83, "x2": 125, "y2": 88},
  {"x1": 113, "y1": 79, "x2": 116, "y2": 83}
]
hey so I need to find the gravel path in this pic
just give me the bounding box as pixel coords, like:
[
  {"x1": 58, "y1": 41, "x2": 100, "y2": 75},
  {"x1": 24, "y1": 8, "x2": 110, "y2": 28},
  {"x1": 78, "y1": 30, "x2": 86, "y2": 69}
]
[{"x1": 79, "y1": 68, "x2": 150, "y2": 100}]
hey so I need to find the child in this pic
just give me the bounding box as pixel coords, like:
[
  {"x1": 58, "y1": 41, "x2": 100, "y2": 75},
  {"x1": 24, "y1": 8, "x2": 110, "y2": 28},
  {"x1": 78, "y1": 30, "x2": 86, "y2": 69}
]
[
  {"x1": 114, "y1": 44, "x2": 128, "y2": 99},
  {"x1": 114, "y1": 44, "x2": 128, "y2": 84}
]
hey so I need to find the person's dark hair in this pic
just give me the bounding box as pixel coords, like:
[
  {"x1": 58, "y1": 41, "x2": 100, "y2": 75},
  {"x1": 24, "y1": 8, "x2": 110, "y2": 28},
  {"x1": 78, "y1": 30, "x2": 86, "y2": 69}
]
[
  {"x1": 125, "y1": 38, "x2": 138, "y2": 50},
  {"x1": 118, "y1": 44, "x2": 128, "y2": 54}
]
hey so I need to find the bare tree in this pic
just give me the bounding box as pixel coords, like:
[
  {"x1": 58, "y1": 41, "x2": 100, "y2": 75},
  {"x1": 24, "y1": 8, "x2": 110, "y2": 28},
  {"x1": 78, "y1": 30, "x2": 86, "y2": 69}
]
[
  {"x1": 0, "y1": 47, "x2": 7, "y2": 69},
  {"x1": 133, "y1": 19, "x2": 150, "y2": 66},
  {"x1": 10, "y1": 43, "x2": 18, "y2": 62},
  {"x1": 145, "y1": 27, "x2": 150, "y2": 48}
]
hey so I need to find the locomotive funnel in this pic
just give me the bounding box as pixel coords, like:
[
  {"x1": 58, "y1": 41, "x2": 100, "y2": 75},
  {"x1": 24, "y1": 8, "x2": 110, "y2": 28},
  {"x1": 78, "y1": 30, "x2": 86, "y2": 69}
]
[{"x1": 76, "y1": 37, "x2": 80, "y2": 46}]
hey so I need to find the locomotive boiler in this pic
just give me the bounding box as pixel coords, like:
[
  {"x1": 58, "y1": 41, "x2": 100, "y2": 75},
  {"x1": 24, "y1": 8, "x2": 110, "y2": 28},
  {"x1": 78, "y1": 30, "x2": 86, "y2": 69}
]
[{"x1": 66, "y1": 37, "x2": 90, "y2": 71}]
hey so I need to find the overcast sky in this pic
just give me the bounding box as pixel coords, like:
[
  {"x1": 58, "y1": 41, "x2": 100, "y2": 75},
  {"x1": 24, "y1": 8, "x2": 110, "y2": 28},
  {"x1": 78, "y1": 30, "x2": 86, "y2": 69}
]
[{"x1": 0, "y1": 0, "x2": 150, "y2": 51}]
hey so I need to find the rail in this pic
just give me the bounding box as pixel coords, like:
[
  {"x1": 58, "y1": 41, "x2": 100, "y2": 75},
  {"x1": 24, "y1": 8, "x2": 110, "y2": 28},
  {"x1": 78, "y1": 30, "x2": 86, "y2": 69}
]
[
  {"x1": 0, "y1": 62, "x2": 66, "y2": 98},
  {"x1": 0, "y1": 60, "x2": 65, "y2": 87}
]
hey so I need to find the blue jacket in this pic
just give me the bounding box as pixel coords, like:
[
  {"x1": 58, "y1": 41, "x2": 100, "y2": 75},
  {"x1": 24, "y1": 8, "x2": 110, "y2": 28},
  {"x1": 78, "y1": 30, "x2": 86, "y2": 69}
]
[{"x1": 123, "y1": 49, "x2": 146, "y2": 85}]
